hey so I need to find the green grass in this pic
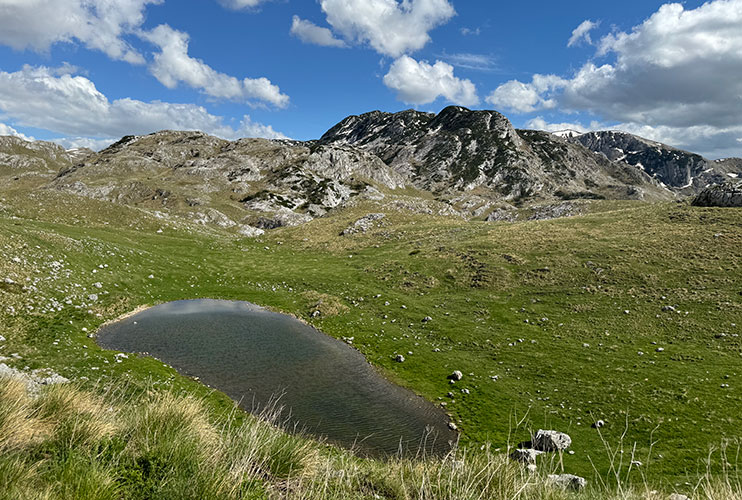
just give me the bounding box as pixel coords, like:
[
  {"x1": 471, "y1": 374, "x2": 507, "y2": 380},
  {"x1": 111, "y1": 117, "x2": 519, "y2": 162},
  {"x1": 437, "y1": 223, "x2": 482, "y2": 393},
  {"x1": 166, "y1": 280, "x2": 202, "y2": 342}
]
[
  {"x1": 2, "y1": 376, "x2": 739, "y2": 500},
  {"x1": 0, "y1": 188, "x2": 741, "y2": 497}
]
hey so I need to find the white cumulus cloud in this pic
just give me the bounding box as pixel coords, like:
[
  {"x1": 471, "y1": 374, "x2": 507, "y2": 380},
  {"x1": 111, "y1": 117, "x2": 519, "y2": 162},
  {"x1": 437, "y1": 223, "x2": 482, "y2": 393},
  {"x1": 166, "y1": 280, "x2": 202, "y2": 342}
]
[
  {"x1": 383, "y1": 55, "x2": 478, "y2": 106},
  {"x1": 290, "y1": 16, "x2": 346, "y2": 48},
  {"x1": 318, "y1": 0, "x2": 455, "y2": 57},
  {"x1": 486, "y1": 75, "x2": 564, "y2": 114},
  {"x1": 526, "y1": 117, "x2": 590, "y2": 134},
  {"x1": 0, "y1": 65, "x2": 286, "y2": 146},
  {"x1": 567, "y1": 20, "x2": 599, "y2": 47},
  {"x1": 142, "y1": 25, "x2": 289, "y2": 108},
  {"x1": 488, "y1": 0, "x2": 742, "y2": 158},
  {"x1": 0, "y1": 0, "x2": 160, "y2": 64},
  {"x1": 0, "y1": 122, "x2": 34, "y2": 142}
]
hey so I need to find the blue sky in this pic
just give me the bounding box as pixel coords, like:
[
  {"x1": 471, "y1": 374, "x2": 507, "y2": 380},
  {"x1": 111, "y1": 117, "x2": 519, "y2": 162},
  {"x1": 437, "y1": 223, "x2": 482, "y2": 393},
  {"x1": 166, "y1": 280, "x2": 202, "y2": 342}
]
[{"x1": 0, "y1": 0, "x2": 740, "y2": 158}]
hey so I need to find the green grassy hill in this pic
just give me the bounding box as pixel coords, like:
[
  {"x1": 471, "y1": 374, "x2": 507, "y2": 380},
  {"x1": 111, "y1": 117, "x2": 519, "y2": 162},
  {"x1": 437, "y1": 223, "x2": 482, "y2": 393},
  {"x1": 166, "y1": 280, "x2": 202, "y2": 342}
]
[{"x1": 1, "y1": 185, "x2": 740, "y2": 498}]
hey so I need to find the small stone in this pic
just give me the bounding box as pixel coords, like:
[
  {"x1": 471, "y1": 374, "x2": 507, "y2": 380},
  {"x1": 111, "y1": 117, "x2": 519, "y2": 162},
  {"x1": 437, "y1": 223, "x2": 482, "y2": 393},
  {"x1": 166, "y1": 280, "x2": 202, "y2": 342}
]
[
  {"x1": 448, "y1": 422, "x2": 458, "y2": 431},
  {"x1": 449, "y1": 370, "x2": 463, "y2": 381},
  {"x1": 422, "y1": 316, "x2": 433, "y2": 323},
  {"x1": 547, "y1": 474, "x2": 587, "y2": 491},
  {"x1": 669, "y1": 494, "x2": 690, "y2": 500},
  {"x1": 656, "y1": 347, "x2": 665, "y2": 352},
  {"x1": 592, "y1": 420, "x2": 605, "y2": 429},
  {"x1": 394, "y1": 354, "x2": 405, "y2": 363},
  {"x1": 510, "y1": 448, "x2": 543, "y2": 464},
  {"x1": 631, "y1": 460, "x2": 643, "y2": 467}
]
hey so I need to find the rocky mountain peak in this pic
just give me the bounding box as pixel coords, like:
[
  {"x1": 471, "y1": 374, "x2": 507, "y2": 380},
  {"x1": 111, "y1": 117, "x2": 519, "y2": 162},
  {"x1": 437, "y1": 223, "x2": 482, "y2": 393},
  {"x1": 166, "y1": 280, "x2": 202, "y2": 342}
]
[
  {"x1": 321, "y1": 107, "x2": 668, "y2": 201},
  {"x1": 569, "y1": 130, "x2": 736, "y2": 193}
]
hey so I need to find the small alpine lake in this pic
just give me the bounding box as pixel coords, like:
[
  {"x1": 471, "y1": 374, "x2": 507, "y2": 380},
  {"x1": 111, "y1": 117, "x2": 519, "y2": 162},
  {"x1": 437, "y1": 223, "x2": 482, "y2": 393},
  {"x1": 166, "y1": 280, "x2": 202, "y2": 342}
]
[{"x1": 97, "y1": 299, "x2": 457, "y2": 457}]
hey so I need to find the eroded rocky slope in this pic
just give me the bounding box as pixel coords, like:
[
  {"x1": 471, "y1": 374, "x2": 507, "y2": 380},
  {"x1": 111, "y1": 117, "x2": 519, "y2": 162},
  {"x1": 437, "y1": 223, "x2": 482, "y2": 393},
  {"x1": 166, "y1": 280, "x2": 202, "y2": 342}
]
[
  {"x1": 320, "y1": 106, "x2": 670, "y2": 202},
  {"x1": 570, "y1": 131, "x2": 741, "y2": 194}
]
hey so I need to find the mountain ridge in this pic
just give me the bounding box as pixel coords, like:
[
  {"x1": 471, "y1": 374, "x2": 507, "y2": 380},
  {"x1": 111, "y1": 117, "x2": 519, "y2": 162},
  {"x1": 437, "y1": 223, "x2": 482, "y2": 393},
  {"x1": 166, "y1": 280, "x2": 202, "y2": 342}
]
[{"x1": 2, "y1": 106, "x2": 740, "y2": 233}]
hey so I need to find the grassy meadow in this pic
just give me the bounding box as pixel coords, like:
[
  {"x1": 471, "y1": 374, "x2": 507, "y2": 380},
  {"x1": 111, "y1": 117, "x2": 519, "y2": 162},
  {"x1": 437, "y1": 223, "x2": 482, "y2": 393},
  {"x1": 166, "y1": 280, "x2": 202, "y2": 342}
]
[{"x1": 1, "y1": 185, "x2": 741, "y2": 498}]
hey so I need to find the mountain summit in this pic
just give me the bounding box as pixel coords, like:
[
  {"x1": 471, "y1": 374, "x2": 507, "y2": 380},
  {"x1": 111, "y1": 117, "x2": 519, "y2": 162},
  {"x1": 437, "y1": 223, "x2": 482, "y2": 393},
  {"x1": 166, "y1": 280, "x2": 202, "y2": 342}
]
[{"x1": 320, "y1": 106, "x2": 668, "y2": 201}]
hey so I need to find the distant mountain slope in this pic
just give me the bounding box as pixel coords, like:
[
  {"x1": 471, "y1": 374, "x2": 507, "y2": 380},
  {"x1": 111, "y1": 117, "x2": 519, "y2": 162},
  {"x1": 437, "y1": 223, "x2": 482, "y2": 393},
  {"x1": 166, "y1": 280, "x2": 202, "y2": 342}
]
[
  {"x1": 320, "y1": 106, "x2": 671, "y2": 202},
  {"x1": 51, "y1": 131, "x2": 405, "y2": 232},
  {"x1": 568, "y1": 131, "x2": 741, "y2": 194},
  {"x1": 0, "y1": 136, "x2": 77, "y2": 188}
]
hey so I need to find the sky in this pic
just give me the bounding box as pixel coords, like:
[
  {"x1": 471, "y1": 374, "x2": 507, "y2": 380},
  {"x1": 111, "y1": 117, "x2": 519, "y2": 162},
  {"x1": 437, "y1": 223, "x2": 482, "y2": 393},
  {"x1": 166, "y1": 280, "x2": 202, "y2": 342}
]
[{"x1": 0, "y1": 0, "x2": 740, "y2": 159}]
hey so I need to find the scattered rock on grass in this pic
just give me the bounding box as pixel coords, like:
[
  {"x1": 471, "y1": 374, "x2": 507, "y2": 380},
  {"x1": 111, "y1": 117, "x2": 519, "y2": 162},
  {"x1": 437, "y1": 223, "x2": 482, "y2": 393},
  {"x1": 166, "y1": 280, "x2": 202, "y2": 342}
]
[
  {"x1": 449, "y1": 370, "x2": 463, "y2": 381},
  {"x1": 510, "y1": 448, "x2": 544, "y2": 464},
  {"x1": 0, "y1": 364, "x2": 69, "y2": 396},
  {"x1": 533, "y1": 430, "x2": 572, "y2": 452},
  {"x1": 341, "y1": 213, "x2": 386, "y2": 236},
  {"x1": 547, "y1": 474, "x2": 587, "y2": 491}
]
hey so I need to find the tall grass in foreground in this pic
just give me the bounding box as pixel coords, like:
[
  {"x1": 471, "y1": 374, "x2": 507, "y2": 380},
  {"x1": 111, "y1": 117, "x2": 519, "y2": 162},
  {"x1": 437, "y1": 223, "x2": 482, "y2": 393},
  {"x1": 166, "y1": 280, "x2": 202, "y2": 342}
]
[{"x1": 0, "y1": 375, "x2": 739, "y2": 500}]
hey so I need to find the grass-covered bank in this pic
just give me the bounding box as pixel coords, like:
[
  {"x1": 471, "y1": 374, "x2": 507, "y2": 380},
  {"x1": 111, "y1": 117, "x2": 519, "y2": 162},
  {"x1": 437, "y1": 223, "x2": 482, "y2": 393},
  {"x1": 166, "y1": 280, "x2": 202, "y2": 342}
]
[
  {"x1": 1, "y1": 189, "x2": 741, "y2": 496},
  {"x1": 2, "y1": 376, "x2": 739, "y2": 500}
]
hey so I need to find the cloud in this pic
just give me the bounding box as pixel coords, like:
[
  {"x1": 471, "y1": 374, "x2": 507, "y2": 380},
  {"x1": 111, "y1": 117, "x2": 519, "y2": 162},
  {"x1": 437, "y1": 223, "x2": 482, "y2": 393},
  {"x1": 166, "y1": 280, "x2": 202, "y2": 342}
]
[
  {"x1": 460, "y1": 27, "x2": 481, "y2": 36},
  {"x1": 0, "y1": 65, "x2": 286, "y2": 145},
  {"x1": 383, "y1": 55, "x2": 478, "y2": 106},
  {"x1": 0, "y1": 122, "x2": 34, "y2": 142},
  {"x1": 567, "y1": 20, "x2": 599, "y2": 47},
  {"x1": 290, "y1": 16, "x2": 346, "y2": 48},
  {"x1": 488, "y1": 0, "x2": 742, "y2": 158},
  {"x1": 142, "y1": 25, "x2": 289, "y2": 108},
  {"x1": 486, "y1": 74, "x2": 564, "y2": 113},
  {"x1": 216, "y1": 0, "x2": 271, "y2": 10},
  {"x1": 525, "y1": 117, "x2": 591, "y2": 134},
  {"x1": 318, "y1": 0, "x2": 455, "y2": 57},
  {"x1": 0, "y1": 0, "x2": 161, "y2": 64},
  {"x1": 438, "y1": 52, "x2": 497, "y2": 71},
  {"x1": 51, "y1": 136, "x2": 118, "y2": 152}
]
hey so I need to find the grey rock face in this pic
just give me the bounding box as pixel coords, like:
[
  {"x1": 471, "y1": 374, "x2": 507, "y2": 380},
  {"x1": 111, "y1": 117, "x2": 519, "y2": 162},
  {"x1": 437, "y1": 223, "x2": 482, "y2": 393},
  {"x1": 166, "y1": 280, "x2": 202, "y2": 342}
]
[
  {"x1": 533, "y1": 429, "x2": 572, "y2": 452},
  {"x1": 547, "y1": 474, "x2": 587, "y2": 491},
  {"x1": 692, "y1": 181, "x2": 742, "y2": 207},
  {"x1": 321, "y1": 107, "x2": 670, "y2": 202},
  {"x1": 572, "y1": 131, "x2": 742, "y2": 194}
]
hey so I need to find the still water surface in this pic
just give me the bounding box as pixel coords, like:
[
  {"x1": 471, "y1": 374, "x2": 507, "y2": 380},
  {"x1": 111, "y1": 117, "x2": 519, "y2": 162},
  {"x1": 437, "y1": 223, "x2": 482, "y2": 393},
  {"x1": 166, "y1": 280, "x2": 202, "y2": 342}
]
[{"x1": 97, "y1": 299, "x2": 457, "y2": 457}]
